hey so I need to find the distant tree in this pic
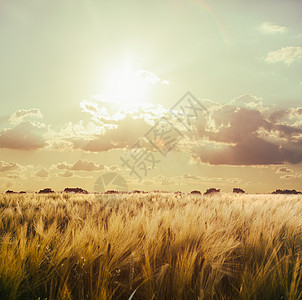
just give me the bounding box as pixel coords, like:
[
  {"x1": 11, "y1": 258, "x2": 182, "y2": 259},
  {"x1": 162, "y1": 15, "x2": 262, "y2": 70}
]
[
  {"x1": 233, "y1": 188, "x2": 246, "y2": 194},
  {"x1": 105, "y1": 190, "x2": 118, "y2": 194},
  {"x1": 272, "y1": 189, "x2": 301, "y2": 194},
  {"x1": 19, "y1": 191, "x2": 26, "y2": 194},
  {"x1": 190, "y1": 190, "x2": 201, "y2": 195},
  {"x1": 6, "y1": 190, "x2": 16, "y2": 194},
  {"x1": 38, "y1": 188, "x2": 54, "y2": 194},
  {"x1": 64, "y1": 187, "x2": 88, "y2": 194},
  {"x1": 204, "y1": 188, "x2": 220, "y2": 195}
]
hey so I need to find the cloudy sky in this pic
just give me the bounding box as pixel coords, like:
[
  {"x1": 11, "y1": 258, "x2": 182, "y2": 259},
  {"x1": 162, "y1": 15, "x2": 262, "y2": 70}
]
[{"x1": 0, "y1": 0, "x2": 301, "y2": 193}]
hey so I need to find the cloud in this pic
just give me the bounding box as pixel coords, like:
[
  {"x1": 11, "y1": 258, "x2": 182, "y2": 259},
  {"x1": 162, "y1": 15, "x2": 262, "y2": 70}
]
[
  {"x1": 0, "y1": 121, "x2": 47, "y2": 150},
  {"x1": 276, "y1": 166, "x2": 302, "y2": 180},
  {"x1": 155, "y1": 174, "x2": 177, "y2": 186},
  {"x1": 71, "y1": 115, "x2": 152, "y2": 152},
  {"x1": 77, "y1": 95, "x2": 302, "y2": 165},
  {"x1": 276, "y1": 167, "x2": 293, "y2": 174},
  {"x1": 193, "y1": 137, "x2": 284, "y2": 165},
  {"x1": 230, "y1": 94, "x2": 263, "y2": 110},
  {"x1": 80, "y1": 98, "x2": 168, "y2": 125},
  {"x1": 182, "y1": 173, "x2": 240, "y2": 184},
  {"x1": 137, "y1": 70, "x2": 161, "y2": 84},
  {"x1": 183, "y1": 173, "x2": 204, "y2": 180},
  {"x1": 265, "y1": 46, "x2": 302, "y2": 65},
  {"x1": 269, "y1": 107, "x2": 302, "y2": 127},
  {"x1": 137, "y1": 70, "x2": 169, "y2": 85},
  {"x1": 54, "y1": 170, "x2": 94, "y2": 178},
  {"x1": 57, "y1": 170, "x2": 74, "y2": 177},
  {"x1": 139, "y1": 173, "x2": 241, "y2": 188},
  {"x1": 50, "y1": 98, "x2": 178, "y2": 153},
  {"x1": 35, "y1": 168, "x2": 49, "y2": 178},
  {"x1": 45, "y1": 120, "x2": 102, "y2": 151},
  {"x1": 0, "y1": 161, "x2": 20, "y2": 172},
  {"x1": 71, "y1": 98, "x2": 184, "y2": 153},
  {"x1": 280, "y1": 173, "x2": 302, "y2": 180},
  {"x1": 260, "y1": 22, "x2": 287, "y2": 34},
  {"x1": 190, "y1": 95, "x2": 302, "y2": 166},
  {"x1": 0, "y1": 115, "x2": 9, "y2": 125},
  {"x1": 56, "y1": 162, "x2": 72, "y2": 170},
  {"x1": 109, "y1": 165, "x2": 119, "y2": 171},
  {"x1": 80, "y1": 100, "x2": 99, "y2": 116},
  {"x1": 72, "y1": 160, "x2": 105, "y2": 171},
  {"x1": 56, "y1": 159, "x2": 105, "y2": 172},
  {"x1": 269, "y1": 109, "x2": 288, "y2": 123},
  {"x1": 80, "y1": 100, "x2": 115, "y2": 124},
  {"x1": 206, "y1": 105, "x2": 267, "y2": 144},
  {"x1": 9, "y1": 108, "x2": 43, "y2": 124}
]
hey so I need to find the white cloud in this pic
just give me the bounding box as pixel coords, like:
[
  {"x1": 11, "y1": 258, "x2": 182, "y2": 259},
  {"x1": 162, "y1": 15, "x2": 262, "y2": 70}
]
[
  {"x1": 80, "y1": 99, "x2": 125, "y2": 123},
  {"x1": 137, "y1": 70, "x2": 160, "y2": 84},
  {"x1": 57, "y1": 170, "x2": 74, "y2": 177},
  {"x1": 80, "y1": 100, "x2": 99, "y2": 116},
  {"x1": 80, "y1": 97, "x2": 169, "y2": 127},
  {"x1": 72, "y1": 160, "x2": 105, "y2": 171},
  {"x1": 265, "y1": 46, "x2": 302, "y2": 65},
  {"x1": 137, "y1": 70, "x2": 169, "y2": 85},
  {"x1": 230, "y1": 94, "x2": 263, "y2": 110},
  {"x1": 9, "y1": 108, "x2": 43, "y2": 124},
  {"x1": 56, "y1": 159, "x2": 105, "y2": 172},
  {"x1": 260, "y1": 22, "x2": 287, "y2": 34}
]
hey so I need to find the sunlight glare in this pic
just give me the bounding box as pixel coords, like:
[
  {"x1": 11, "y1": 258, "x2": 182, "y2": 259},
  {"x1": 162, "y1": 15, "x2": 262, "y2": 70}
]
[{"x1": 103, "y1": 63, "x2": 149, "y2": 109}]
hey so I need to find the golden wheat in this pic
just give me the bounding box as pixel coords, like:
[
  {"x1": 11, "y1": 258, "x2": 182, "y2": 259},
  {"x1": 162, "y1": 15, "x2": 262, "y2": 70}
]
[{"x1": 0, "y1": 192, "x2": 301, "y2": 299}]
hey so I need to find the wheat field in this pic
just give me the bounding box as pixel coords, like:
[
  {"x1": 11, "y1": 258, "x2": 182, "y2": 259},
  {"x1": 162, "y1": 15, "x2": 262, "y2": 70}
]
[{"x1": 0, "y1": 192, "x2": 301, "y2": 300}]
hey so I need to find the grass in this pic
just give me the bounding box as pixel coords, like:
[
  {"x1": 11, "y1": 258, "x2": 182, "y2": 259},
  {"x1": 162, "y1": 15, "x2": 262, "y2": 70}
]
[{"x1": 0, "y1": 192, "x2": 301, "y2": 299}]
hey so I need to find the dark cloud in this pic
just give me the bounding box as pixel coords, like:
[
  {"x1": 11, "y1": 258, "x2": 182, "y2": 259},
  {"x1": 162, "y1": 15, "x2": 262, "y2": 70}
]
[
  {"x1": 193, "y1": 137, "x2": 284, "y2": 165},
  {"x1": 191, "y1": 101, "x2": 302, "y2": 165},
  {"x1": 71, "y1": 115, "x2": 152, "y2": 152},
  {"x1": 270, "y1": 123, "x2": 302, "y2": 141},
  {"x1": 269, "y1": 107, "x2": 302, "y2": 124},
  {"x1": 0, "y1": 121, "x2": 47, "y2": 150},
  {"x1": 269, "y1": 109, "x2": 288, "y2": 123},
  {"x1": 206, "y1": 105, "x2": 267, "y2": 143},
  {"x1": 75, "y1": 101, "x2": 302, "y2": 165}
]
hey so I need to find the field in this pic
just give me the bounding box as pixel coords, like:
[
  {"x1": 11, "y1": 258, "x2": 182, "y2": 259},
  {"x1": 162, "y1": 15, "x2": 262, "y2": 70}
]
[{"x1": 0, "y1": 192, "x2": 302, "y2": 300}]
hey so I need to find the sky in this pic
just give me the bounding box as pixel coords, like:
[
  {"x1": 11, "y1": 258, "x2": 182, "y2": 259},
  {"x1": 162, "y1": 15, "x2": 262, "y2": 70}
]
[{"x1": 0, "y1": 0, "x2": 301, "y2": 193}]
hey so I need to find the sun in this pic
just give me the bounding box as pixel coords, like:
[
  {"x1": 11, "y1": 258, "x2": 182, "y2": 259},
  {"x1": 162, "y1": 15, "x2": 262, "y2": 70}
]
[{"x1": 102, "y1": 63, "x2": 149, "y2": 108}]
